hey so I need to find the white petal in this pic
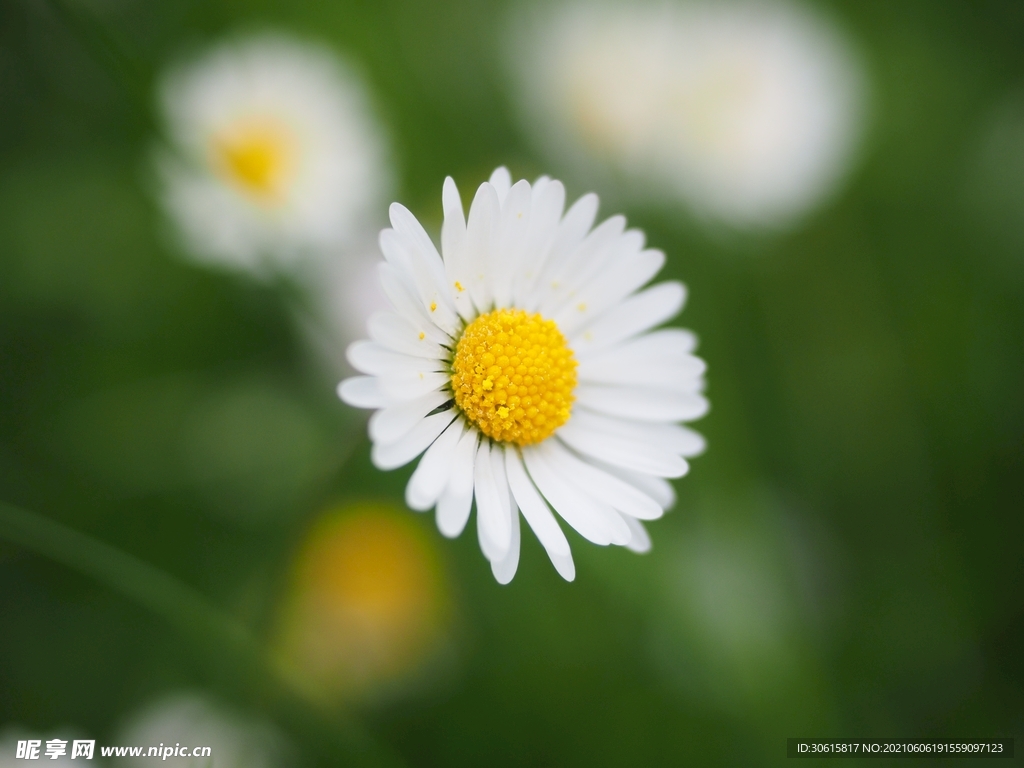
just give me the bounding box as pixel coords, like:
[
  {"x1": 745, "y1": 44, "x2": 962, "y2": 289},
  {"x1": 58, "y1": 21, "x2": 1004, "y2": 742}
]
[
  {"x1": 556, "y1": 420, "x2": 689, "y2": 478},
  {"x1": 554, "y1": 247, "x2": 666, "y2": 338},
  {"x1": 548, "y1": 549, "x2": 576, "y2": 581},
  {"x1": 437, "y1": 483, "x2": 472, "y2": 539},
  {"x1": 389, "y1": 202, "x2": 451, "y2": 297},
  {"x1": 348, "y1": 340, "x2": 427, "y2": 376},
  {"x1": 489, "y1": 166, "x2": 512, "y2": 203},
  {"x1": 490, "y1": 503, "x2": 521, "y2": 584},
  {"x1": 505, "y1": 447, "x2": 575, "y2": 578},
  {"x1": 490, "y1": 179, "x2": 532, "y2": 309},
  {"x1": 547, "y1": 438, "x2": 664, "y2": 520},
  {"x1": 522, "y1": 192, "x2": 599, "y2": 311},
  {"x1": 571, "y1": 282, "x2": 686, "y2": 356},
  {"x1": 368, "y1": 390, "x2": 450, "y2": 444},
  {"x1": 440, "y1": 177, "x2": 475, "y2": 320},
  {"x1": 377, "y1": 370, "x2": 450, "y2": 401},
  {"x1": 575, "y1": 384, "x2": 710, "y2": 422},
  {"x1": 523, "y1": 444, "x2": 624, "y2": 545},
  {"x1": 405, "y1": 418, "x2": 465, "y2": 511},
  {"x1": 528, "y1": 178, "x2": 566, "y2": 253},
  {"x1": 462, "y1": 182, "x2": 500, "y2": 313},
  {"x1": 674, "y1": 426, "x2": 707, "y2": 457},
  {"x1": 577, "y1": 352, "x2": 706, "y2": 389},
  {"x1": 537, "y1": 215, "x2": 626, "y2": 316},
  {"x1": 378, "y1": 263, "x2": 452, "y2": 344},
  {"x1": 569, "y1": 409, "x2": 707, "y2": 457},
  {"x1": 577, "y1": 328, "x2": 699, "y2": 364},
  {"x1": 379, "y1": 227, "x2": 460, "y2": 335},
  {"x1": 548, "y1": 193, "x2": 600, "y2": 265},
  {"x1": 346, "y1": 343, "x2": 450, "y2": 401},
  {"x1": 598, "y1": 464, "x2": 677, "y2": 511},
  {"x1": 476, "y1": 506, "x2": 496, "y2": 562},
  {"x1": 338, "y1": 376, "x2": 392, "y2": 409},
  {"x1": 474, "y1": 440, "x2": 511, "y2": 559},
  {"x1": 371, "y1": 411, "x2": 456, "y2": 470},
  {"x1": 512, "y1": 179, "x2": 566, "y2": 306},
  {"x1": 566, "y1": 229, "x2": 647, "y2": 300},
  {"x1": 545, "y1": 217, "x2": 632, "y2": 302},
  {"x1": 436, "y1": 428, "x2": 479, "y2": 537},
  {"x1": 490, "y1": 439, "x2": 514, "y2": 534},
  {"x1": 367, "y1": 311, "x2": 444, "y2": 359},
  {"x1": 622, "y1": 515, "x2": 652, "y2": 554},
  {"x1": 441, "y1": 176, "x2": 466, "y2": 264}
]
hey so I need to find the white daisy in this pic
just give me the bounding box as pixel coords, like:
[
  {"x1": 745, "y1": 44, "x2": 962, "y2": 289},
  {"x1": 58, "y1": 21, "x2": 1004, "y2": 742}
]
[
  {"x1": 339, "y1": 168, "x2": 708, "y2": 583},
  {"x1": 511, "y1": 0, "x2": 867, "y2": 229},
  {"x1": 156, "y1": 33, "x2": 389, "y2": 275},
  {"x1": 117, "y1": 693, "x2": 286, "y2": 768}
]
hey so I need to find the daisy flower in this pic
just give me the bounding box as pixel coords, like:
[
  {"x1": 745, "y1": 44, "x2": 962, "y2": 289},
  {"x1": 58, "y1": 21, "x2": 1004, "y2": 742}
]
[
  {"x1": 339, "y1": 168, "x2": 707, "y2": 583},
  {"x1": 155, "y1": 33, "x2": 389, "y2": 275},
  {"x1": 510, "y1": 1, "x2": 867, "y2": 229}
]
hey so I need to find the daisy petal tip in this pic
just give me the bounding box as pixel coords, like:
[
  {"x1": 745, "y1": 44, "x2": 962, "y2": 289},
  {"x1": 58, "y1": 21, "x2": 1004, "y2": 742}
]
[
  {"x1": 337, "y1": 376, "x2": 387, "y2": 409},
  {"x1": 489, "y1": 165, "x2": 512, "y2": 185},
  {"x1": 609, "y1": 528, "x2": 632, "y2": 548},
  {"x1": 337, "y1": 378, "x2": 360, "y2": 406},
  {"x1": 662, "y1": 457, "x2": 690, "y2": 480},
  {"x1": 387, "y1": 201, "x2": 405, "y2": 225},
  {"x1": 628, "y1": 541, "x2": 652, "y2": 555},
  {"x1": 491, "y1": 559, "x2": 518, "y2": 585},
  {"x1": 665, "y1": 280, "x2": 688, "y2": 314},
  {"x1": 369, "y1": 444, "x2": 402, "y2": 471},
  {"x1": 436, "y1": 486, "x2": 473, "y2": 539},
  {"x1": 436, "y1": 519, "x2": 463, "y2": 539},
  {"x1": 550, "y1": 551, "x2": 576, "y2": 582},
  {"x1": 623, "y1": 516, "x2": 652, "y2": 554},
  {"x1": 403, "y1": 485, "x2": 433, "y2": 513},
  {"x1": 344, "y1": 339, "x2": 370, "y2": 371}
]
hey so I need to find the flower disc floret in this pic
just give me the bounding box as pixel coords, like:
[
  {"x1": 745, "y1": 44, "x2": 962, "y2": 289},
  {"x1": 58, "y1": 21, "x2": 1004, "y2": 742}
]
[
  {"x1": 451, "y1": 309, "x2": 577, "y2": 446},
  {"x1": 212, "y1": 119, "x2": 295, "y2": 200}
]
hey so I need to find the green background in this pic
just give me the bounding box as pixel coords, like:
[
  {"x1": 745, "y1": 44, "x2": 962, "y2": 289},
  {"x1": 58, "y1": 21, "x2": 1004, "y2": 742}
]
[{"x1": 1, "y1": 0, "x2": 1022, "y2": 765}]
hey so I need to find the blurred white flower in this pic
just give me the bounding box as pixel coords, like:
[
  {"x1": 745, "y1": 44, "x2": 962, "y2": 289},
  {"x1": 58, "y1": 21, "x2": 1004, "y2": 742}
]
[
  {"x1": 511, "y1": 0, "x2": 867, "y2": 229},
  {"x1": 117, "y1": 693, "x2": 286, "y2": 768},
  {"x1": 339, "y1": 167, "x2": 707, "y2": 583},
  {"x1": 156, "y1": 33, "x2": 390, "y2": 275}
]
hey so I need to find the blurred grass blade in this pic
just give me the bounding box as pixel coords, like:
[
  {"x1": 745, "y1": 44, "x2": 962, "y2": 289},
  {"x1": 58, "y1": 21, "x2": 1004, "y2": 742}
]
[{"x1": 0, "y1": 500, "x2": 405, "y2": 768}]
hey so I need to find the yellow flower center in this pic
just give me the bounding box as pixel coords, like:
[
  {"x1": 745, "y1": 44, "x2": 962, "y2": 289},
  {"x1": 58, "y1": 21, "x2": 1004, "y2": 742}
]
[
  {"x1": 451, "y1": 309, "x2": 577, "y2": 446},
  {"x1": 212, "y1": 119, "x2": 295, "y2": 200}
]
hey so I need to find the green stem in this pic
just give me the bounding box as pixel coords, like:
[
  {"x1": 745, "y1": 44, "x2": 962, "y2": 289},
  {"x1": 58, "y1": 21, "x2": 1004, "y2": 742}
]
[{"x1": 0, "y1": 500, "x2": 404, "y2": 768}]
